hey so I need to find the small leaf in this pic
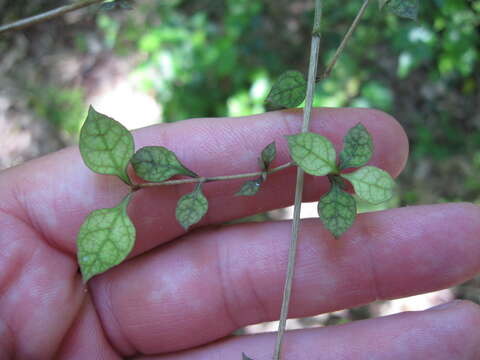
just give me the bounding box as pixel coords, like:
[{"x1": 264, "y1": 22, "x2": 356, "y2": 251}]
[
  {"x1": 236, "y1": 178, "x2": 263, "y2": 197},
  {"x1": 100, "y1": 1, "x2": 117, "y2": 10},
  {"x1": 266, "y1": 70, "x2": 307, "y2": 108},
  {"x1": 77, "y1": 194, "x2": 135, "y2": 282},
  {"x1": 339, "y1": 123, "x2": 373, "y2": 170},
  {"x1": 341, "y1": 166, "x2": 395, "y2": 204},
  {"x1": 176, "y1": 184, "x2": 209, "y2": 230},
  {"x1": 287, "y1": 132, "x2": 337, "y2": 176},
  {"x1": 100, "y1": 0, "x2": 134, "y2": 10},
  {"x1": 261, "y1": 142, "x2": 277, "y2": 170},
  {"x1": 318, "y1": 179, "x2": 357, "y2": 238},
  {"x1": 131, "y1": 146, "x2": 197, "y2": 182},
  {"x1": 384, "y1": 0, "x2": 419, "y2": 20},
  {"x1": 79, "y1": 106, "x2": 134, "y2": 185},
  {"x1": 242, "y1": 353, "x2": 254, "y2": 360}
]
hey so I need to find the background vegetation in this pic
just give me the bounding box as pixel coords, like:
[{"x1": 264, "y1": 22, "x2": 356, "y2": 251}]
[{"x1": 1, "y1": 0, "x2": 479, "y2": 325}]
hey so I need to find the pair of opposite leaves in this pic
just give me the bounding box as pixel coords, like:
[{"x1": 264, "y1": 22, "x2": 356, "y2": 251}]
[{"x1": 77, "y1": 107, "x2": 394, "y2": 282}]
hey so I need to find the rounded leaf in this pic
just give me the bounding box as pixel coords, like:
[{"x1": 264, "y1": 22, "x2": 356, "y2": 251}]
[
  {"x1": 287, "y1": 132, "x2": 337, "y2": 176},
  {"x1": 339, "y1": 123, "x2": 373, "y2": 170},
  {"x1": 266, "y1": 70, "x2": 307, "y2": 108},
  {"x1": 341, "y1": 166, "x2": 395, "y2": 204},
  {"x1": 318, "y1": 180, "x2": 357, "y2": 238},
  {"x1": 131, "y1": 146, "x2": 197, "y2": 182},
  {"x1": 176, "y1": 185, "x2": 209, "y2": 230},
  {"x1": 383, "y1": 0, "x2": 419, "y2": 20},
  {"x1": 77, "y1": 194, "x2": 135, "y2": 282},
  {"x1": 235, "y1": 178, "x2": 263, "y2": 197},
  {"x1": 79, "y1": 106, "x2": 134, "y2": 185}
]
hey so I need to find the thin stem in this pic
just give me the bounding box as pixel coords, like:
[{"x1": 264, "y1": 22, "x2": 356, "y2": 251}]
[
  {"x1": 318, "y1": 0, "x2": 370, "y2": 80},
  {"x1": 273, "y1": 1, "x2": 322, "y2": 359},
  {"x1": 134, "y1": 162, "x2": 295, "y2": 189},
  {"x1": 0, "y1": 0, "x2": 105, "y2": 34}
]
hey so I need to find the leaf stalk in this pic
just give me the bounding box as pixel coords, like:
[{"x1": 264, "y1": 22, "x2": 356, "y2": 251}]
[{"x1": 0, "y1": 0, "x2": 105, "y2": 34}]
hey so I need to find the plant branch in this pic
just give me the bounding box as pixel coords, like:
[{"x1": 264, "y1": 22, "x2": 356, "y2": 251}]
[
  {"x1": 273, "y1": 1, "x2": 322, "y2": 359},
  {"x1": 317, "y1": 0, "x2": 370, "y2": 81},
  {"x1": 133, "y1": 161, "x2": 295, "y2": 189},
  {"x1": 0, "y1": 0, "x2": 105, "y2": 34}
]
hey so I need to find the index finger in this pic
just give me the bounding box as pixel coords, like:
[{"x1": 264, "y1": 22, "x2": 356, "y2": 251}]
[{"x1": 0, "y1": 108, "x2": 408, "y2": 256}]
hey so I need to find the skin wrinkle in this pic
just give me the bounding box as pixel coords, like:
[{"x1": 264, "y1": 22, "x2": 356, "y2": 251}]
[
  {"x1": 0, "y1": 318, "x2": 15, "y2": 360},
  {"x1": 91, "y1": 276, "x2": 137, "y2": 356},
  {"x1": 215, "y1": 233, "x2": 241, "y2": 331},
  {"x1": 359, "y1": 215, "x2": 383, "y2": 301}
]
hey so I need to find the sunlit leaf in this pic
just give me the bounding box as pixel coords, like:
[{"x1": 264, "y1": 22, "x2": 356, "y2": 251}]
[
  {"x1": 384, "y1": 0, "x2": 419, "y2": 20},
  {"x1": 176, "y1": 184, "x2": 209, "y2": 230},
  {"x1": 77, "y1": 194, "x2": 135, "y2": 283},
  {"x1": 131, "y1": 146, "x2": 197, "y2": 182},
  {"x1": 79, "y1": 106, "x2": 134, "y2": 185},
  {"x1": 339, "y1": 123, "x2": 373, "y2": 170},
  {"x1": 236, "y1": 178, "x2": 263, "y2": 196},
  {"x1": 341, "y1": 166, "x2": 395, "y2": 204},
  {"x1": 287, "y1": 132, "x2": 337, "y2": 176},
  {"x1": 318, "y1": 179, "x2": 357, "y2": 238},
  {"x1": 266, "y1": 70, "x2": 307, "y2": 108},
  {"x1": 261, "y1": 142, "x2": 277, "y2": 170}
]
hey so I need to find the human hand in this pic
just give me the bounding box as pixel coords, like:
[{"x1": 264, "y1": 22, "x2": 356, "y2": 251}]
[{"x1": 1, "y1": 108, "x2": 479, "y2": 359}]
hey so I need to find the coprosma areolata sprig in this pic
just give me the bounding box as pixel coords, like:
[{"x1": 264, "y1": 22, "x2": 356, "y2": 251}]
[
  {"x1": 73, "y1": 1, "x2": 419, "y2": 359},
  {"x1": 77, "y1": 106, "x2": 395, "y2": 282}
]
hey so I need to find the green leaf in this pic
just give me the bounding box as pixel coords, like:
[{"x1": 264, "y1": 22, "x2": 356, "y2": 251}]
[
  {"x1": 341, "y1": 166, "x2": 395, "y2": 205},
  {"x1": 236, "y1": 178, "x2": 263, "y2": 196},
  {"x1": 318, "y1": 179, "x2": 357, "y2": 238},
  {"x1": 176, "y1": 184, "x2": 209, "y2": 230},
  {"x1": 261, "y1": 142, "x2": 276, "y2": 170},
  {"x1": 77, "y1": 194, "x2": 135, "y2": 283},
  {"x1": 339, "y1": 123, "x2": 373, "y2": 170},
  {"x1": 131, "y1": 146, "x2": 197, "y2": 182},
  {"x1": 79, "y1": 106, "x2": 134, "y2": 185},
  {"x1": 242, "y1": 354, "x2": 254, "y2": 360},
  {"x1": 100, "y1": 0, "x2": 134, "y2": 10},
  {"x1": 266, "y1": 70, "x2": 307, "y2": 108},
  {"x1": 287, "y1": 132, "x2": 337, "y2": 176},
  {"x1": 383, "y1": 0, "x2": 419, "y2": 20}
]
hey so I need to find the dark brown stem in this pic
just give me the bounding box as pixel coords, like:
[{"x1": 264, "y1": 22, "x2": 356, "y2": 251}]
[
  {"x1": 0, "y1": 0, "x2": 105, "y2": 34},
  {"x1": 317, "y1": 0, "x2": 370, "y2": 81}
]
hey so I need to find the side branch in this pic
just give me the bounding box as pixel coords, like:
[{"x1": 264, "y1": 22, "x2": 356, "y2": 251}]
[
  {"x1": 134, "y1": 162, "x2": 295, "y2": 189},
  {"x1": 318, "y1": 0, "x2": 370, "y2": 80},
  {"x1": 0, "y1": 0, "x2": 105, "y2": 34}
]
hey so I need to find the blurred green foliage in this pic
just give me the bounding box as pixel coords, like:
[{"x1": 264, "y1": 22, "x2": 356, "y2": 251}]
[
  {"x1": 90, "y1": 0, "x2": 479, "y2": 205},
  {"x1": 94, "y1": 0, "x2": 478, "y2": 121},
  {"x1": 29, "y1": 86, "x2": 87, "y2": 136},
  {"x1": 2, "y1": 0, "x2": 477, "y2": 204}
]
